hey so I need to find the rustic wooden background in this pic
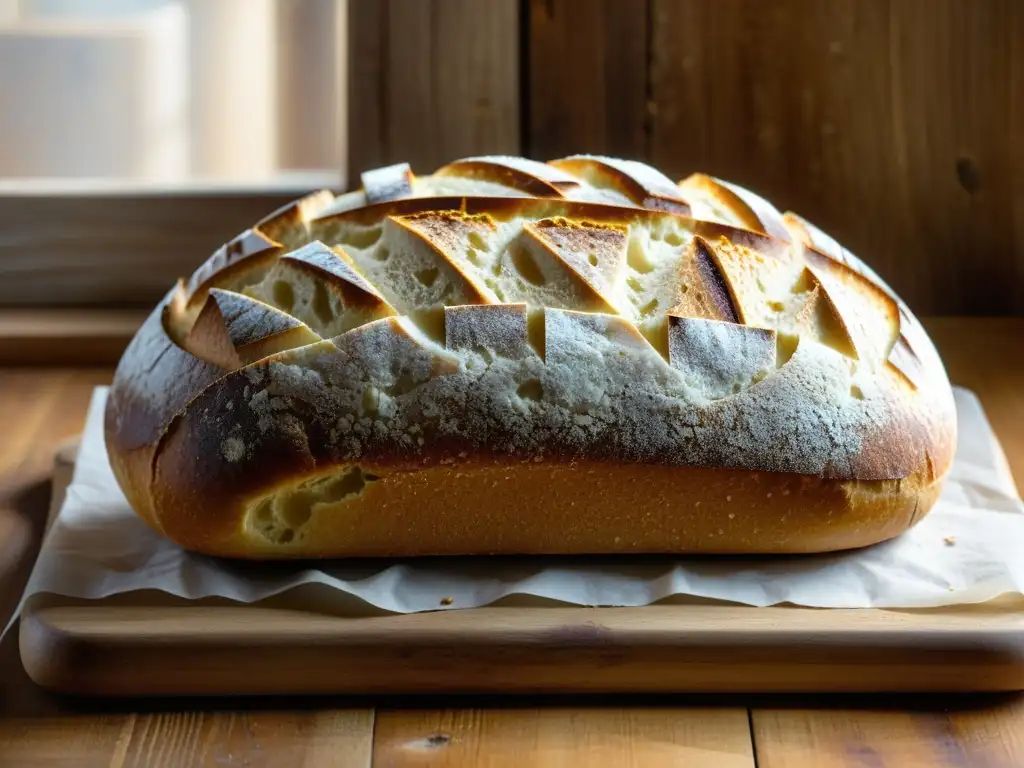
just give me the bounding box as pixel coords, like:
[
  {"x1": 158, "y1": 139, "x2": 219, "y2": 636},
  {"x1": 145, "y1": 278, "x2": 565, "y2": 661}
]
[{"x1": 347, "y1": 0, "x2": 1024, "y2": 317}]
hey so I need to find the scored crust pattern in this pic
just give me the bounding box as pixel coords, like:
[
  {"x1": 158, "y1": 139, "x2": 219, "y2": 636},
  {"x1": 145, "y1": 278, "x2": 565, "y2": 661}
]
[{"x1": 106, "y1": 154, "x2": 957, "y2": 553}]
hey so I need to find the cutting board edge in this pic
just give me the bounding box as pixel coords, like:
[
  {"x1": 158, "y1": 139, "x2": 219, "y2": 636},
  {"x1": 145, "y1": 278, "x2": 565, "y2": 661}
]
[{"x1": 19, "y1": 600, "x2": 1024, "y2": 697}]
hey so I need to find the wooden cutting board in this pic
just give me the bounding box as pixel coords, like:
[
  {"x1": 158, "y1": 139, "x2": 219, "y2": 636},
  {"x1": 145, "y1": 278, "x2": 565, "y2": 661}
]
[{"x1": 18, "y1": 444, "x2": 1024, "y2": 697}]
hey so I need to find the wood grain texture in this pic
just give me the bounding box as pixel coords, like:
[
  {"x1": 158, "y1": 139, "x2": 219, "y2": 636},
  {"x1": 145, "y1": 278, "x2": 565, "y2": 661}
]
[
  {"x1": 646, "y1": 0, "x2": 1024, "y2": 316},
  {"x1": 0, "y1": 710, "x2": 374, "y2": 768},
  {"x1": 372, "y1": 708, "x2": 755, "y2": 767},
  {"x1": 528, "y1": 0, "x2": 649, "y2": 160},
  {"x1": 346, "y1": 0, "x2": 520, "y2": 178},
  {"x1": 347, "y1": 0, "x2": 387, "y2": 172},
  {"x1": 21, "y1": 601, "x2": 1024, "y2": 697},
  {"x1": 0, "y1": 188, "x2": 333, "y2": 307},
  {"x1": 752, "y1": 701, "x2": 1024, "y2": 768}
]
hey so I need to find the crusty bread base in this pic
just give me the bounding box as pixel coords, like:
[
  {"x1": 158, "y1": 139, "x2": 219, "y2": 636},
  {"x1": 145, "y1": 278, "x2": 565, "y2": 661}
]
[{"x1": 168, "y1": 460, "x2": 944, "y2": 560}]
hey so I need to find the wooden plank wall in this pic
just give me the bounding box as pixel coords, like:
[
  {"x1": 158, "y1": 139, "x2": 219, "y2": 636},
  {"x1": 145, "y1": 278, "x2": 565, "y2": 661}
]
[
  {"x1": 347, "y1": 0, "x2": 521, "y2": 174},
  {"x1": 347, "y1": 0, "x2": 1024, "y2": 316}
]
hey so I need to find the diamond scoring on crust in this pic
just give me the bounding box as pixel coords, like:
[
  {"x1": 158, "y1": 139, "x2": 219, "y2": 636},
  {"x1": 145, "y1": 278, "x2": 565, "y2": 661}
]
[
  {"x1": 550, "y1": 155, "x2": 691, "y2": 214},
  {"x1": 185, "y1": 229, "x2": 281, "y2": 308},
  {"x1": 186, "y1": 288, "x2": 321, "y2": 369},
  {"x1": 173, "y1": 156, "x2": 919, "y2": 401},
  {"x1": 672, "y1": 236, "x2": 741, "y2": 324}
]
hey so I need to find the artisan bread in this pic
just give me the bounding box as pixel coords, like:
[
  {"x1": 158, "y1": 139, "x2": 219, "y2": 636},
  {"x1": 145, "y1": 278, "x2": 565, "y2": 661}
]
[{"x1": 105, "y1": 154, "x2": 957, "y2": 559}]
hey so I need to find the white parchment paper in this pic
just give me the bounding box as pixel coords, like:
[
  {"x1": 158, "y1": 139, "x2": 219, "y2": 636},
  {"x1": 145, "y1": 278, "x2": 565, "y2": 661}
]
[{"x1": 12, "y1": 386, "x2": 1024, "y2": 623}]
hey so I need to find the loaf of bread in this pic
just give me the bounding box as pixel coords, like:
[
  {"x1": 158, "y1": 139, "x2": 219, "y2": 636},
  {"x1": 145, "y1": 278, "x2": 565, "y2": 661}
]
[{"x1": 105, "y1": 154, "x2": 956, "y2": 559}]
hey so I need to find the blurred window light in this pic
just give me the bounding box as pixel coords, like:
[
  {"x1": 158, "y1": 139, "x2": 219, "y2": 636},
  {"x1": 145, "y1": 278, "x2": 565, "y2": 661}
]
[{"x1": 0, "y1": 0, "x2": 345, "y2": 186}]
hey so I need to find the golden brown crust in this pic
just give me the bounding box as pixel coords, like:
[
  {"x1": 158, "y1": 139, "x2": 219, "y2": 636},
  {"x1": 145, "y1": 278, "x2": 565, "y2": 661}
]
[
  {"x1": 679, "y1": 173, "x2": 790, "y2": 242},
  {"x1": 185, "y1": 229, "x2": 282, "y2": 308},
  {"x1": 105, "y1": 155, "x2": 958, "y2": 559},
  {"x1": 186, "y1": 288, "x2": 320, "y2": 368},
  {"x1": 255, "y1": 189, "x2": 336, "y2": 248},
  {"x1": 390, "y1": 212, "x2": 496, "y2": 305},
  {"x1": 519, "y1": 218, "x2": 627, "y2": 314},
  {"x1": 792, "y1": 275, "x2": 858, "y2": 360},
  {"x1": 435, "y1": 157, "x2": 574, "y2": 197},
  {"x1": 671, "y1": 236, "x2": 742, "y2": 323},
  {"x1": 150, "y1": 452, "x2": 943, "y2": 560},
  {"x1": 550, "y1": 155, "x2": 691, "y2": 214}
]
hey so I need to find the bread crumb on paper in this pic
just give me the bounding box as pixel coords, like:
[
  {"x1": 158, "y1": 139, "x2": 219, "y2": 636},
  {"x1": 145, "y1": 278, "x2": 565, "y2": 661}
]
[
  {"x1": 440, "y1": 596, "x2": 453, "y2": 606},
  {"x1": 944, "y1": 536, "x2": 956, "y2": 546}
]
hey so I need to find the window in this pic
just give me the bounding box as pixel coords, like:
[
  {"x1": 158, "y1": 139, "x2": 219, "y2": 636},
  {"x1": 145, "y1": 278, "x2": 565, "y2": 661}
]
[
  {"x1": 0, "y1": 0, "x2": 347, "y2": 308},
  {"x1": 0, "y1": 0, "x2": 345, "y2": 186}
]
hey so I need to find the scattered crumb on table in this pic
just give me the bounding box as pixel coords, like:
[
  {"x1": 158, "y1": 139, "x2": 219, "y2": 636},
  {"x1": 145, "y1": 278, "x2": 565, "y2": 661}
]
[
  {"x1": 944, "y1": 536, "x2": 956, "y2": 546},
  {"x1": 440, "y1": 596, "x2": 453, "y2": 606}
]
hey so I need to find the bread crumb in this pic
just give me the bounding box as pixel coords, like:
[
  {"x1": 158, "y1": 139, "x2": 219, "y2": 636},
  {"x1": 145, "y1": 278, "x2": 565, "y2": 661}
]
[
  {"x1": 944, "y1": 536, "x2": 956, "y2": 546},
  {"x1": 440, "y1": 596, "x2": 453, "y2": 606},
  {"x1": 766, "y1": 492, "x2": 772, "y2": 498},
  {"x1": 782, "y1": 489, "x2": 790, "y2": 496},
  {"x1": 725, "y1": 495, "x2": 732, "y2": 502},
  {"x1": 728, "y1": 513, "x2": 735, "y2": 520}
]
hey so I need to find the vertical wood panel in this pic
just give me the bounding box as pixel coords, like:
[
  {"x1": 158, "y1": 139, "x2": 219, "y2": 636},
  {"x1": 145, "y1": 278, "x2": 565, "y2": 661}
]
[
  {"x1": 647, "y1": 0, "x2": 1024, "y2": 316},
  {"x1": 431, "y1": 0, "x2": 520, "y2": 164},
  {"x1": 347, "y1": 0, "x2": 387, "y2": 171},
  {"x1": 347, "y1": 0, "x2": 520, "y2": 179},
  {"x1": 528, "y1": 0, "x2": 649, "y2": 160},
  {"x1": 387, "y1": 0, "x2": 436, "y2": 171}
]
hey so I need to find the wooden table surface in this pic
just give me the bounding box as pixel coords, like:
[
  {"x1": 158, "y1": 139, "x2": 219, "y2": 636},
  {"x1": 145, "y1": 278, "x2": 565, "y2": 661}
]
[{"x1": 1, "y1": 317, "x2": 1023, "y2": 768}]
